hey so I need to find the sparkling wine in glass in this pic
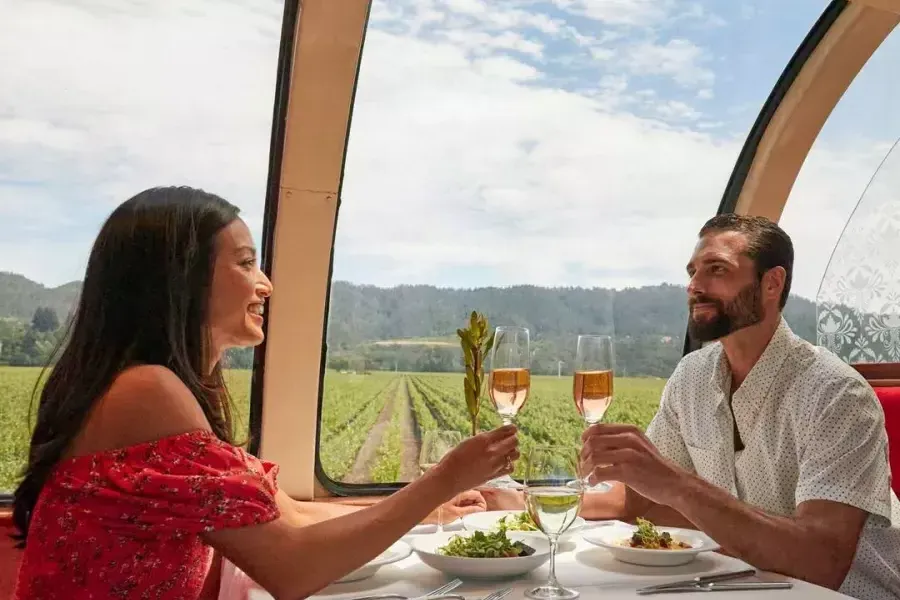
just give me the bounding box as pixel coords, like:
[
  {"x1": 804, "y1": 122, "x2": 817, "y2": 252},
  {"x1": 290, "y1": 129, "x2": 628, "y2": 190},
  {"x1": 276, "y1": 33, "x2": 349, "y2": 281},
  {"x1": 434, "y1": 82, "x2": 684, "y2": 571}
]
[
  {"x1": 524, "y1": 446, "x2": 584, "y2": 600},
  {"x1": 419, "y1": 429, "x2": 463, "y2": 532},
  {"x1": 483, "y1": 326, "x2": 530, "y2": 489},
  {"x1": 573, "y1": 334, "x2": 615, "y2": 493}
]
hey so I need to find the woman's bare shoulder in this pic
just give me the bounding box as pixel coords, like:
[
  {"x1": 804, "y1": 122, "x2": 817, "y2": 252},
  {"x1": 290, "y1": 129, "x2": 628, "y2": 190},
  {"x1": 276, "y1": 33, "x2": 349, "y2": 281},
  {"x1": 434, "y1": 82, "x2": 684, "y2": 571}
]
[{"x1": 72, "y1": 364, "x2": 212, "y2": 456}]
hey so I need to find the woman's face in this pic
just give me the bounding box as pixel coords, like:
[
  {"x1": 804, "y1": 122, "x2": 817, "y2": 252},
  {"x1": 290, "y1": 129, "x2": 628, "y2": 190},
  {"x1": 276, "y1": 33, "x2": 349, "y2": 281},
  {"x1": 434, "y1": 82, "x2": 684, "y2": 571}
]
[{"x1": 207, "y1": 219, "x2": 273, "y2": 360}]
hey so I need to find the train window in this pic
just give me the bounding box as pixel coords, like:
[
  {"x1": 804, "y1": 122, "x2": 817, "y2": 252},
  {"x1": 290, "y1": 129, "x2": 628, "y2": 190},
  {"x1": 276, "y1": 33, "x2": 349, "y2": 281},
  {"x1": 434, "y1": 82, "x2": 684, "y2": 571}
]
[
  {"x1": 0, "y1": 2, "x2": 283, "y2": 493},
  {"x1": 320, "y1": 0, "x2": 829, "y2": 489},
  {"x1": 779, "y1": 27, "x2": 900, "y2": 354}
]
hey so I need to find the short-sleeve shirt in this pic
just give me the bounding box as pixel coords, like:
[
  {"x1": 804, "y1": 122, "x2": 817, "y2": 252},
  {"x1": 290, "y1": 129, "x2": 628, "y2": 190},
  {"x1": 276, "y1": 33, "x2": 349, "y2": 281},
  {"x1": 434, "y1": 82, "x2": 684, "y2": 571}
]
[{"x1": 647, "y1": 317, "x2": 900, "y2": 600}]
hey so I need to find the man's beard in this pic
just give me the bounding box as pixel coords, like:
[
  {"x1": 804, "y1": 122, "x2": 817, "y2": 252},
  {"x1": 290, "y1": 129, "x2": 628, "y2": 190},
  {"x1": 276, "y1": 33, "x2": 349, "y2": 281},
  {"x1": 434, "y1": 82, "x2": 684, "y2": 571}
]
[{"x1": 687, "y1": 280, "x2": 764, "y2": 343}]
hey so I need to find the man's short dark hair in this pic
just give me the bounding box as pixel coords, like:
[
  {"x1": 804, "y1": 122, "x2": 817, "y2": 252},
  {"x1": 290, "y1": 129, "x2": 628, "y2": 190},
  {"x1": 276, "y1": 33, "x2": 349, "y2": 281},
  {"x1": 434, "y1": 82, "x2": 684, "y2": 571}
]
[{"x1": 699, "y1": 213, "x2": 794, "y2": 309}]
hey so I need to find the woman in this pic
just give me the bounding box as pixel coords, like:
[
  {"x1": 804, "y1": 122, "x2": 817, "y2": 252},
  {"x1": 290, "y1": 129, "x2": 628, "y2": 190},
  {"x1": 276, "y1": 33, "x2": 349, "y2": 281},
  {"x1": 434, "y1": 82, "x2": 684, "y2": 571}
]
[{"x1": 12, "y1": 187, "x2": 519, "y2": 600}]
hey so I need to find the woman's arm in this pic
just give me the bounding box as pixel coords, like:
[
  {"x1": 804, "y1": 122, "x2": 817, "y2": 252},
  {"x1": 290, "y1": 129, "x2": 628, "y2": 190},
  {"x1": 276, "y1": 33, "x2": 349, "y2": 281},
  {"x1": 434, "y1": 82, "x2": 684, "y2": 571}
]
[
  {"x1": 89, "y1": 366, "x2": 519, "y2": 600},
  {"x1": 206, "y1": 431, "x2": 516, "y2": 600},
  {"x1": 290, "y1": 490, "x2": 488, "y2": 527}
]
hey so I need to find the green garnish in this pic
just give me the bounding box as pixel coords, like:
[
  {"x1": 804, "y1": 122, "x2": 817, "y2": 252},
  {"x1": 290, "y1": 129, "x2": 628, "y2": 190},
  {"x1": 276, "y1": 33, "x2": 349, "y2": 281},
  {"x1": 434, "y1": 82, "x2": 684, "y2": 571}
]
[
  {"x1": 499, "y1": 511, "x2": 539, "y2": 532},
  {"x1": 438, "y1": 525, "x2": 529, "y2": 558},
  {"x1": 629, "y1": 517, "x2": 690, "y2": 550}
]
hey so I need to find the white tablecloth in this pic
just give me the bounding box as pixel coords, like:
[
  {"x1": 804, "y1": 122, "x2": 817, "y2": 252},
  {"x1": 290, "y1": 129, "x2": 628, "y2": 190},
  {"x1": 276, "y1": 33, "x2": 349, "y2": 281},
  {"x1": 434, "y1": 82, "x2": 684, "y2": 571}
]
[{"x1": 250, "y1": 527, "x2": 853, "y2": 600}]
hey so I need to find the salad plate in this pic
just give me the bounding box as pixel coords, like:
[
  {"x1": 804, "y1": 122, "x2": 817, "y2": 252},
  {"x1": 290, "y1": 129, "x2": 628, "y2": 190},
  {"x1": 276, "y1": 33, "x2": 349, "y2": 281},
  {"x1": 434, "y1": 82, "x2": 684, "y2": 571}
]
[
  {"x1": 581, "y1": 518, "x2": 719, "y2": 567},
  {"x1": 409, "y1": 530, "x2": 551, "y2": 579},
  {"x1": 335, "y1": 540, "x2": 412, "y2": 583},
  {"x1": 461, "y1": 510, "x2": 586, "y2": 541}
]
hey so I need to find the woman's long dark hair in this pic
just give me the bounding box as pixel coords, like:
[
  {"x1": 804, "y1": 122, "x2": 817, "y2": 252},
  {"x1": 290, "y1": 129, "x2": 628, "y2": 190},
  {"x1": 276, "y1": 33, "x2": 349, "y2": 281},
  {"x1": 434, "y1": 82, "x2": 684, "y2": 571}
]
[{"x1": 12, "y1": 186, "x2": 242, "y2": 546}]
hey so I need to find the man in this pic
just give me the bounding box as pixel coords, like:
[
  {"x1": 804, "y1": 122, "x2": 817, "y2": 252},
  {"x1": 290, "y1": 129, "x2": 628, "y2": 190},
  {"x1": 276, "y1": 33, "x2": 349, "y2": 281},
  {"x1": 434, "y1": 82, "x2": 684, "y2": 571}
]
[{"x1": 580, "y1": 214, "x2": 900, "y2": 598}]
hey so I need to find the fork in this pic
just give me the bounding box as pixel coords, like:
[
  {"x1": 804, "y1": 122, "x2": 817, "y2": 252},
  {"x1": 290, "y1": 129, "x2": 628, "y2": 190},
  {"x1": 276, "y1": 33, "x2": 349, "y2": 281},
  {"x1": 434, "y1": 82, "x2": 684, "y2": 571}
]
[
  {"x1": 348, "y1": 577, "x2": 463, "y2": 600},
  {"x1": 481, "y1": 587, "x2": 514, "y2": 600}
]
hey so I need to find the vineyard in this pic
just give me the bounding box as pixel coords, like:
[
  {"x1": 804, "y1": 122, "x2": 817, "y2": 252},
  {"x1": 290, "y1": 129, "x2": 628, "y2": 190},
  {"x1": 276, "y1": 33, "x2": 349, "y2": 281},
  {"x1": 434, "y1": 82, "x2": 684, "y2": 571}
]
[{"x1": 0, "y1": 367, "x2": 665, "y2": 490}]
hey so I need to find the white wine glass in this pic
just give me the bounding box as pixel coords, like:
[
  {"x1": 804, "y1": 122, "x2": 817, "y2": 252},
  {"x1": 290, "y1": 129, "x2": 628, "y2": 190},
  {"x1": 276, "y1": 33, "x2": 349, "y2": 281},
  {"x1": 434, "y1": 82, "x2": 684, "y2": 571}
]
[
  {"x1": 419, "y1": 429, "x2": 463, "y2": 532},
  {"x1": 524, "y1": 446, "x2": 584, "y2": 600},
  {"x1": 573, "y1": 334, "x2": 614, "y2": 493},
  {"x1": 483, "y1": 325, "x2": 530, "y2": 489}
]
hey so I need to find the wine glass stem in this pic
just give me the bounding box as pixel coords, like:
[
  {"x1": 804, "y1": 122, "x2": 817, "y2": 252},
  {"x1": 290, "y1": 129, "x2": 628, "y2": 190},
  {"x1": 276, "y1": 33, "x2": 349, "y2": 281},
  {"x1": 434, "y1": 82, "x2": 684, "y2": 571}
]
[
  {"x1": 502, "y1": 417, "x2": 514, "y2": 426},
  {"x1": 547, "y1": 536, "x2": 560, "y2": 588},
  {"x1": 436, "y1": 504, "x2": 443, "y2": 533}
]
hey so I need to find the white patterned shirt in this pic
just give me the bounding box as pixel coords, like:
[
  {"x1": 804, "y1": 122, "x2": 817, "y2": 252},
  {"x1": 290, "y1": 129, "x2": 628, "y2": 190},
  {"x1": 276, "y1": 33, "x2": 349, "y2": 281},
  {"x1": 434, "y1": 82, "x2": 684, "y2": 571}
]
[{"x1": 646, "y1": 317, "x2": 900, "y2": 599}]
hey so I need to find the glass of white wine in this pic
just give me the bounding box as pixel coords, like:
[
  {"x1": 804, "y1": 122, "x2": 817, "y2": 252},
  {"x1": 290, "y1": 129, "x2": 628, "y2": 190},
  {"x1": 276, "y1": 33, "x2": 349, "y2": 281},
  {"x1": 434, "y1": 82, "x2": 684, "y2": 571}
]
[
  {"x1": 483, "y1": 325, "x2": 530, "y2": 489},
  {"x1": 418, "y1": 429, "x2": 463, "y2": 532},
  {"x1": 573, "y1": 334, "x2": 614, "y2": 493},
  {"x1": 524, "y1": 445, "x2": 584, "y2": 600}
]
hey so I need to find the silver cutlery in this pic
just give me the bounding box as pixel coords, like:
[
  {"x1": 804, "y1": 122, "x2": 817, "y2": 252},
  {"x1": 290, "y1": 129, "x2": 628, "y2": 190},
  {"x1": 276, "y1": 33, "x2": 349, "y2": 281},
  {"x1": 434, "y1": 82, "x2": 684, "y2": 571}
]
[
  {"x1": 636, "y1": 569, "x2": 796, "y2": 595},
  {"x1": 481, "y1": 588, "x2": 514, "y2": 600},
  {"x1": 348, "y1": 578, "x2": 463, "y2": 600},
  {"x1": 638, "y1": 582, "x2": 793, "y2": 594}
]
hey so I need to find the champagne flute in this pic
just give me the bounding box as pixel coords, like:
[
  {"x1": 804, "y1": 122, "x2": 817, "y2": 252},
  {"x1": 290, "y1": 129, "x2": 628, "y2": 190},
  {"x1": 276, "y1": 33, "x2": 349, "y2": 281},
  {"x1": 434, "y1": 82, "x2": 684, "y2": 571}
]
[
  {"x1": 483, "y1": 325, "x2": 530, "y2": 489},
  {"x1": 419, "y1": 429, "x2": 463, "y2": 532},
  {"x1": 573, "y1": 334, "x2": 614, "y2": 493},
  {"x1": 524, "y1": 446, "x2": 584, "y2": 600}
]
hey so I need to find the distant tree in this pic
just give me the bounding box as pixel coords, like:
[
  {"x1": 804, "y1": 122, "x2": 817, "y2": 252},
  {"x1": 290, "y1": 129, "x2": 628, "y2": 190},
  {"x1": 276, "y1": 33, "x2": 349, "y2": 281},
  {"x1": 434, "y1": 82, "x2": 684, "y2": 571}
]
[{"x1": 31, "y1": 306, "x2": 60, "y2": 333}]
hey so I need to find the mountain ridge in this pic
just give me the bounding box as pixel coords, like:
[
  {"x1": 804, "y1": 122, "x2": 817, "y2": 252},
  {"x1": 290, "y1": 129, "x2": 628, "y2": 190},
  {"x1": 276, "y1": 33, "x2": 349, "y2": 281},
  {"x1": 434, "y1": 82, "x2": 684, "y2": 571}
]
[{"x1": 0, "y1": 271, "x2": 818, "y2": 376}]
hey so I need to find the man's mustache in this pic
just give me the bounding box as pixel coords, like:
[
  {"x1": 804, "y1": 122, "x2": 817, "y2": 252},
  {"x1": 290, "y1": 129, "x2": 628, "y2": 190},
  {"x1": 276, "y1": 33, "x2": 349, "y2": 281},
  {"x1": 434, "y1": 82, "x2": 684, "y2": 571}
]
[{"x1": 689, "y1": 296, "x2": 722, "y2": 308}]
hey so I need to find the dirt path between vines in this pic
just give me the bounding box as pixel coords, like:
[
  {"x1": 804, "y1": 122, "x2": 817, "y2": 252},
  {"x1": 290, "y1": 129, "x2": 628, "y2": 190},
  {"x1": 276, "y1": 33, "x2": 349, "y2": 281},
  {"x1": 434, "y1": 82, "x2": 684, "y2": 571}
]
[
  {"x1": 398, "y1": 378, "x2": 422, "y2": 482},
  {"x1": 344, "y1": 380, "x2": 399, "y2": 484}
]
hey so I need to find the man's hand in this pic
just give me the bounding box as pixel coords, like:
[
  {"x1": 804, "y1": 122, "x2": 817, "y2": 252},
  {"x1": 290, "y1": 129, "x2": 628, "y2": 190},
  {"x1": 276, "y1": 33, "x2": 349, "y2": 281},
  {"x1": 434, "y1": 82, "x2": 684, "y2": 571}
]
[
  {"x1": 427, "y1": 490, "x2": 488, "y2": 524},
  {"x1": 478, "y1": 487, "x2": 525, "y2": 511},
  {"x1": 581, "y1": 423, "x2": 688, "y2": 507}
]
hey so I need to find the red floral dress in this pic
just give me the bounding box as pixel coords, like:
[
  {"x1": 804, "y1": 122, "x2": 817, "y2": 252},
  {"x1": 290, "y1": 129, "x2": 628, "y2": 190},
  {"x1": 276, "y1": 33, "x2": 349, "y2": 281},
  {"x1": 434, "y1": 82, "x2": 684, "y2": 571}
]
[{"x1": 13, "y1": 429, "x2": 281, "y2": 600}]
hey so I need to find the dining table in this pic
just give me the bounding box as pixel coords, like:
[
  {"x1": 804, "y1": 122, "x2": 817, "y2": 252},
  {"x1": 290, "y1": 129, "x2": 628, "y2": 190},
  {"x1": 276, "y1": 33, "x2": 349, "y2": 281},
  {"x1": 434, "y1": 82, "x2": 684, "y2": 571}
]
[{"x1": 248, "y1": 522, "x2": 853, "y2": 600}]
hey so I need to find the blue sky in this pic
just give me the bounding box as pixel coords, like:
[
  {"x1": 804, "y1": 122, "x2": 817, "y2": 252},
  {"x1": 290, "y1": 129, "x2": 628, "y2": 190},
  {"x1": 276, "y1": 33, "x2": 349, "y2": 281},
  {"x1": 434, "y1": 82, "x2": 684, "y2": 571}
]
[{"x1": 1, "y1": 0, "x2": 898, "y2": 302}]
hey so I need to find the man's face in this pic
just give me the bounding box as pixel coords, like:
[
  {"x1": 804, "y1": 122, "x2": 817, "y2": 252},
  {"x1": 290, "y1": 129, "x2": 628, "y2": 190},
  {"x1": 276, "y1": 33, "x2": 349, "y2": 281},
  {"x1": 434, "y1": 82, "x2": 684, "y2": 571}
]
[{"x1": 686, "y1": 231, "x2": 764, "y2": 342}]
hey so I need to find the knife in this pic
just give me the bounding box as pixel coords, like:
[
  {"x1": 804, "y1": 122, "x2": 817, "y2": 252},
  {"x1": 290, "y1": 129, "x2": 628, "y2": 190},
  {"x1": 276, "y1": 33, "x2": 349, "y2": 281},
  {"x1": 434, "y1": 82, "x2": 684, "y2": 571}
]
[
  {"x1": 637, "y1": 568, "x2": 757, "y2": 594},
  {"x1": 637, "y1": 582, "x2": 793, "y2": 595}
]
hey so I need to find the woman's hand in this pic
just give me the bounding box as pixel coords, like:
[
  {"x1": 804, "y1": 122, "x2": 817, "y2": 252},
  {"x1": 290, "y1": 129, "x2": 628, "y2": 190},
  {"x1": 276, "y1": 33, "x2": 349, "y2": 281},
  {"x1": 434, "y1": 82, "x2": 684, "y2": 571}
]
[{"x1": 429, "y1": 425, "x2": 519, "y2": 496}]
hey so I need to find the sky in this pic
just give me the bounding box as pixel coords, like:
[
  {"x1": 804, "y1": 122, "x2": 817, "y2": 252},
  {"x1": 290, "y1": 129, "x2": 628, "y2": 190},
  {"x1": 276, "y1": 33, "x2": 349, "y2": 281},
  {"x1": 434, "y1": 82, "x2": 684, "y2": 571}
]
[{"x1": 1, "y1": 0, "x2": 899, "y2": 303}]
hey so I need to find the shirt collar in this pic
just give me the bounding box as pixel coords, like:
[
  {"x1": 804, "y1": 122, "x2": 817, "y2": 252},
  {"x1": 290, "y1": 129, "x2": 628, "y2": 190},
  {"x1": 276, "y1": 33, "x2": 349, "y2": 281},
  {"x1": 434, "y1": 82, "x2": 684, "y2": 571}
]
[{"x1": 712, "y1": 316, "x2": 795, "y2": 408}]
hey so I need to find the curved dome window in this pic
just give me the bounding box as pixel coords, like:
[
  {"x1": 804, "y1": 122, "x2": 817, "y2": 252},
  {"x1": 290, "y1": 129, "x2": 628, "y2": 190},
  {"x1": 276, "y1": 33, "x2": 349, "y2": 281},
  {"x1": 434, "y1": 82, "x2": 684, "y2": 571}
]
[
  {"x1": 780, "y1": 23, "x2": 900, "y2": 348},
  {"x1": 320, "y1": 0, "x2": 832, "y2": 488},
  {"x1": 817, "y1": 138, "x2": 900, "y2": 364}
]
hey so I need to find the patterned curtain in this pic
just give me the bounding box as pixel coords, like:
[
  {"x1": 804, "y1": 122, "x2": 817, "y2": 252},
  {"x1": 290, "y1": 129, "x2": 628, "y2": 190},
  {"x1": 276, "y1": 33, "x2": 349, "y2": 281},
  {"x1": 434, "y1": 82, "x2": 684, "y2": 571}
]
[{"x1": 817, "y1": 138, "x2": 900, "y2": 364}]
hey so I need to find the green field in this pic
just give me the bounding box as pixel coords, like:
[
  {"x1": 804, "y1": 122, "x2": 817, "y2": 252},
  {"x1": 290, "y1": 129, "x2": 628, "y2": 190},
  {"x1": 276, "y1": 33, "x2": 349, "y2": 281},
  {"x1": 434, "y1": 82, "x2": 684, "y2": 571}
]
[{"x1": 0, "y1": 366, "x2": 665, "y2": 490}]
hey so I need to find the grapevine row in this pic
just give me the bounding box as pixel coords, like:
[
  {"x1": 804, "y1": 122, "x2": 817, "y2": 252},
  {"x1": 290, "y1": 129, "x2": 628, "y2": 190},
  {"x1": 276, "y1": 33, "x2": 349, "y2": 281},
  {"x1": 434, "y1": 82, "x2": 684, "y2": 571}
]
[{"x1": 319, "y1": 376, "x2": 400, "y2": 480}]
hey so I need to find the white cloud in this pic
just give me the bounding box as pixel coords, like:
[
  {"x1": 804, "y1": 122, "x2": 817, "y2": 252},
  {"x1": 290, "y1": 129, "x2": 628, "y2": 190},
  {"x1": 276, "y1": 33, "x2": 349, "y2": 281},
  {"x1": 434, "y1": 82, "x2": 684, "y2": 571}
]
[
  {"x1": 627, "y1": 39, "x2": 715, "y2": 88},
  {"x1": 0, "y1": 0, "x2": 893, "y2": 308},
  {"x1": 0, "y1": 0, "x2": 278, "y2": 285},
  {"x1": 550, "y1": 0, "x2": 675, "y2": 26},
  {"x1": 441, "y1": 29, "x2": 545, "y2": 59}
]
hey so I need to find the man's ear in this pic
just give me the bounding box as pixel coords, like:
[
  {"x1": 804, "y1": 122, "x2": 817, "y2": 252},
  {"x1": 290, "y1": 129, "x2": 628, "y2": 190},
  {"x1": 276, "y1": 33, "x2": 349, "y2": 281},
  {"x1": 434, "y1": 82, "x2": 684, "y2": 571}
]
[{"x1": 763, "y1": 266, "x2": 786, "y2": 303}]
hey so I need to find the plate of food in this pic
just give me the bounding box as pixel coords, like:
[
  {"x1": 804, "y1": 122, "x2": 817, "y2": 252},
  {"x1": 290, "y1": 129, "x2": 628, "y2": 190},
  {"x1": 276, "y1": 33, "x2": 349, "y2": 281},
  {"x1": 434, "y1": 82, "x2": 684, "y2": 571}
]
[
  {"x1": 461, "y1": 510, "x2": 586, "y2": 541},
  {"x1": 335, "y1": 540, "x2": 412, "y2": 583},
  {"x1": 408, "y1": 529, "x2": 551, "y2": 579},
  {"x1": 581, "y1": 518, "x2": 719, "y2": 567}
]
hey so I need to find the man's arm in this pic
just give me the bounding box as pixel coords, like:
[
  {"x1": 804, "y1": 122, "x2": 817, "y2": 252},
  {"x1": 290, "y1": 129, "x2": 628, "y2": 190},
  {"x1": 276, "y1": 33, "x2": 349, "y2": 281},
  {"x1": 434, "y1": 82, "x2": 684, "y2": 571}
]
[
  {"x1": 582, "y1": 411, "x2": 880, "y2": 590},
  {"x1": 669, "y1": 476, "x2": 867, "y2": 589}
]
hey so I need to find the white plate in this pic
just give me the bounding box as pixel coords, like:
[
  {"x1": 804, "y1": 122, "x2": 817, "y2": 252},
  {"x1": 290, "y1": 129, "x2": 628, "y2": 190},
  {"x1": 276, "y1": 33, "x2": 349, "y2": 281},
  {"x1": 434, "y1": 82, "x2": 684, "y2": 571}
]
[
  {"x1": 335, "y1": 540, "x2": 412, "y2": 583},
  {"x1": 581, "y1": 524, "x2": 720, "y2": 567},
  {"x1": 407, "y1": 518, "x2": 464, "y2": 535},
  {"x1": 462, "y1": 510, "x2": 586, "y2": 541},
  {"x1": 409, "y1": 531, "x2": 551, "y2": 579}
]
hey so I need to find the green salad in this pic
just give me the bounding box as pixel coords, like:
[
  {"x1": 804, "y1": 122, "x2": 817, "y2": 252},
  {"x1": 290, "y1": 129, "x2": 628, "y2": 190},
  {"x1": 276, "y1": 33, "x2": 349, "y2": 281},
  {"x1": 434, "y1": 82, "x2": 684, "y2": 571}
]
[
  {"x1": 498, "y1": 511, "x2": 539, "y2": 532},
  {"x1": 438, "y1": 526, "x2": 532, "y2": 558}
]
